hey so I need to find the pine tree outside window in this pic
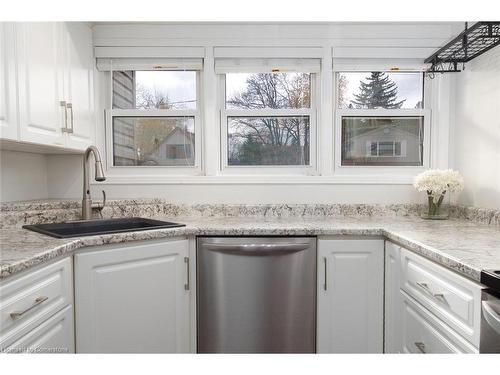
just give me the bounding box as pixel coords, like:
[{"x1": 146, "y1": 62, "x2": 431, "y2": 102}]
[{"x1": 335, "y1": 71, "x2": 429, "y2": 168}]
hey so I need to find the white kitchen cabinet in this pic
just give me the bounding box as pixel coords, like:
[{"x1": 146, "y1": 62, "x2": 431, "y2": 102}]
[
  {"x1": 384, "y1": 240, "x2": 402, "y2": 353},
  {"x1": 1, "y1": 22, "x2": 94, "y2": 150},
  {"x1": 400, "y1": 291, "x2": 477, "y2": 354},
  {"x1": 0, "y1": 257, "x2": 74, "y2": 354},
  {"x1": 400, "y1": 247, "x2": 483, "y2": 347},
  {"x1": 75, "y1": 238, "x2": 191, "y2": 353},
  {"x1": 317, "y1": 238, "x2": 384, "y2": 353},
  {"x1": 4, "y1": 305, "x2": 75, "y2": 354},
  {"x1": 16, "y1": 22, "x2": 66, "y2": 146},
  {"x1": 62, "y1": 22, "x2": 95, "y2": 150},
  {"x1": 0, "y1": 23, "x2": 19, "y2": 140}
]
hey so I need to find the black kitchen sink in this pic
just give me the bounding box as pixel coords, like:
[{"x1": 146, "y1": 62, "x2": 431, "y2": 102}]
[{"x1": 23, "y1": 217, "x2": 186, "y2": 238}]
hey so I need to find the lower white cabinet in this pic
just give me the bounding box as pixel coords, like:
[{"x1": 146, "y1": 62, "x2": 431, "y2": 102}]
[
  {"x1": 4, "y1": 305, "x2": 75, "y2": 353},
  {"x1": 384, "y1": 241, "x2": 402, "y2": 353},
  {"x1": 74, "y1": 238, "x2": 191, "y2": 353},
  {"x1": 0, "y1": 257, "x2": 74, "y2": 353},
  {"x1": 385, "y1": 240, "x2": 482, "y2": 354},
  {"x1": 317, "y1": 238, "x2": 384, "y2": 353},
  {"x1": 400, "y1": 291, "x2": 477, "y2": 353}
]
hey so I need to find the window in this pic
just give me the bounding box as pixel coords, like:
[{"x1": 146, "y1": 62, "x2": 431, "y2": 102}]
[
  {"x1": 338, "y1": 72, "x2": 424, "y2": 109},
  {"x1": 220, "y1": 70, "x2": 317, "y2": 171},
  {"x1": 336, "y1": 71, "x2": 429, "y2": 168},
  {"x1": 368, "y1": 141, "x2": 403, "y2": 157},
  {"x1": 107, "y1": 68, "x2": 201, "y2": 170}
]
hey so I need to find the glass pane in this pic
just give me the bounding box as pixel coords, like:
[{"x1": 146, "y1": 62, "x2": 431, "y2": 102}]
[
  {"x1": 227, "y1": 116, "x2": 310, "y2": 166},
  {"x1": 337, "y1": 72, "x2": 424, "y2": 109},
  {"x1": 226, "y1": 73, "x2": 311, "y2": 109},
  {"x1": 341, "y1": 116, "x2": 424, "y2": 166},
  {"x1": 113, "y1": 117, "x2": 195, "y2": 166},
  {"x1": 112, "y1": 71, "x2": 196, "y2": 110}
]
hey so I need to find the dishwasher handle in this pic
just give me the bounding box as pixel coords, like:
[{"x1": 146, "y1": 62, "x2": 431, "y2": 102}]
[
  {"x1": 202, "y1": 242, "x2": 312, "y2": 255},
  {"x1": 482, "y1": 300, "x2": 500, "y2": 335}
]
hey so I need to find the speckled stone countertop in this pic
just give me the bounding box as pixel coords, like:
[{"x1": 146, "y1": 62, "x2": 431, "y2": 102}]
[{"x1": 1, "y1": 215, "x2": 499, "y2": 282}]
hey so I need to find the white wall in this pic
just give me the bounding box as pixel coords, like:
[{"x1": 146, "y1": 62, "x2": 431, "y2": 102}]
[
  {"x1": 450, "y1": 46, "x2": 500, "y2": 210},
  {"x1": 0, "y1": 150, "x2": 48, "y2": 201}
]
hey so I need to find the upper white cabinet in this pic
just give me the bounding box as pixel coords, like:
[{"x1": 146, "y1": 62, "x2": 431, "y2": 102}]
[
  {"x1": 75, "y1": 239, "x2": 191, "y2": 353},
  {"x1": 317, "y1": 238, "x2": 384, "y2": 353},
  {"x1": 63, "y1": 22, "x2": 95, "y2": 150},
  {"x1": 1, "y1": 22, "x2": 94, "y2": 151},
  {"x1": 16, "y1": 22, "x2": 66, "y2": 146},
  {"x1": 0, "y1": 23, "x2": 18, "y2": 140}
]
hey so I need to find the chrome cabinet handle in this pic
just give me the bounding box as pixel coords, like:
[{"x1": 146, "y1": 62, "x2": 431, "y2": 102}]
[
  {"x1": 416, "y1": 282, "x2": 447, "y2": 304},
  {"x1": 414, "y1": 342, "x2": 426, "y2": 353},
  {"x1": 323, "y1": 257, "x2": 328, "y2": 291},
  {"x1": 66, "y1": 102, "x2": 74, "y2": 133},
  {"x1": 60, "y1": 101, "x2": 70, "y2": 133},
  {"x1": 10, "y1": 296, "x2": 48, "y2": 320},
  {"x1": 184, "y1": 257, "x2": 190, "y2": 291}
]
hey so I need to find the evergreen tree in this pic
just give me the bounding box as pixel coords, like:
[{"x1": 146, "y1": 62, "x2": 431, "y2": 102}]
[{"x1": 350, "y1": 72, "x2": 406, "y2": 109}]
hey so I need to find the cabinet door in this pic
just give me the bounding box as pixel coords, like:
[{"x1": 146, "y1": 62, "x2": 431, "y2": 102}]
[
  {"x1": 0, "y1": 23, "x2": 18, "y2": 140},
  {"x1": 16, "y1": 22, "x2": 66, "y2": 146},
  {"x1": 75, "y1": 239, "x2": 190, "y2": 353},
  {"x1": 400, "y1": 291, "x2": 477, "y2": 353},
  {"x1": 63, "y1": 22, "x2": 94, "y2": 150},
  {"x1": 384, "y1": 241, "x2": 402, "y2": 353},
  {"x1": 3, "y1": 305, "x2": 75, "y2": 354},
  {"x1": 317, "y1": 239, "x2": 384, "y2": 353}
]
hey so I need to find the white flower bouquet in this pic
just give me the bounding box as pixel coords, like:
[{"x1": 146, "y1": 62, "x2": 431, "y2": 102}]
[{"x1": 413, "y1": 169, "x2": 464, "y2": 219}]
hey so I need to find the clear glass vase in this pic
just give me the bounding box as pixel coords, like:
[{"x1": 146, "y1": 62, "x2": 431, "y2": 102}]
[{"x1": 421, "y1": 191, "x2": 450, "y2": 220}]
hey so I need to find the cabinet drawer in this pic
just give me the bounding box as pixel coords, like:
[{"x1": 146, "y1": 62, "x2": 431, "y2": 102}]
[
  {"x1": 2, "y1": 305, "x2": 74, "y2": 353},
  {"x1": 400, "y1": 249, "x2": 482, "y2": 346},
  {"x1": 401, "y1": 291, "x2": 477, "y2": 353},
  {"x1": 0, "y1": 257, "x2": 73, "y2": 347}
]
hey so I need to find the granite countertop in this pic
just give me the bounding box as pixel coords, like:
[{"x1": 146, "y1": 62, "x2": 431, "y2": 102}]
[{"x1": 1, "y1": 215, "x2": 499, "y2": 282}]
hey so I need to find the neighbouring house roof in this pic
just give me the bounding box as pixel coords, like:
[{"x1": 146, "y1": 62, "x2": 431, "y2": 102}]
[
  {"x1": 348, "y1": 125, "x2": 418, "y2": 141},
  {"x1": 142, "y1": 126, "x2": 195, "y2": 163}
]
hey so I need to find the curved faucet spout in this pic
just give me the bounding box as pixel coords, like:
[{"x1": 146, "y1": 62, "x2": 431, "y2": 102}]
[{"x1": 82, "y1": 146, "x2": 106, "y2": 220}]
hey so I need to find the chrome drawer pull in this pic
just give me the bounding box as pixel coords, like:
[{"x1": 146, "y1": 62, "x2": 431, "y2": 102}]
[
  {"x1": 60, "y1": 101, "x2": 70, "y2": 133},
  {"x1": 66, "y1": 102, "x2": 74, "y2": 133},
  {"x1": 416, "y1": 282, "x2": 447, "y2": 304},
  {"x1": 323, "y1": 257, "x2": 327, "y2": 291},
  {"x1": 414, "y1": 342, "x2": 426, "y2": 353},
  {"x1": 184, "y1": 257, "x2": 190, "y2": 291},
  {"x1": 10, "y1": 296, "x2": 49, "y2": 320},
  {"x1": 416, "y1": 282, "x2": 431, "y2": 291}
]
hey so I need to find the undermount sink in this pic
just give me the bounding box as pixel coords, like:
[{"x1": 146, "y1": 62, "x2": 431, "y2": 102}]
[{"x1": 22, "y1": 217, "x2": 186, "y2": 238}]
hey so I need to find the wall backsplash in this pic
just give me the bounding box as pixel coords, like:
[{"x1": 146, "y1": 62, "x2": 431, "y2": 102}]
[{"x1": 1, "y1": 199, "x2": 498, "y2": 229}]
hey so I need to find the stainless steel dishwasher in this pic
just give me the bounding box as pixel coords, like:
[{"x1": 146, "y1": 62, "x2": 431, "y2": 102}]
[{"x1": 197, "y1": 237, "x2": 316, "y2": 353}]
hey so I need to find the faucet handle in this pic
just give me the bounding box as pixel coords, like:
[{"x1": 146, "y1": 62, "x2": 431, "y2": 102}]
[
  {"x1": 91, "y1": 190, "x2": 107, "y2": 218},
  {"x1": 101, "y1": 190, "x2": 106, "y2": 209}
]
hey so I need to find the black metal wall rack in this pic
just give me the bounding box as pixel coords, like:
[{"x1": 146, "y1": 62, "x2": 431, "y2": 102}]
[{"x1": 425, "y1": 22, "x2": 500, "y2": 74}]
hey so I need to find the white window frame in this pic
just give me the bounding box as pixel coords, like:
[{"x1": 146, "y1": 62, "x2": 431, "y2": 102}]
[
  {"x1": 104, "y1": 70, "x2": 203, "y2": 177},
  {"x1": 218, "y1": 72, "x2": 319, "y2": 175},
  {"x1": 333, "y1": 69, "x2": 431, "y2": 179}
]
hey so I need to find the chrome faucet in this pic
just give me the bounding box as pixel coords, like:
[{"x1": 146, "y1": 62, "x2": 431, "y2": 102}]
[{"x1": 82, "y1": 146, "x2": 106, "y2": 220}]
